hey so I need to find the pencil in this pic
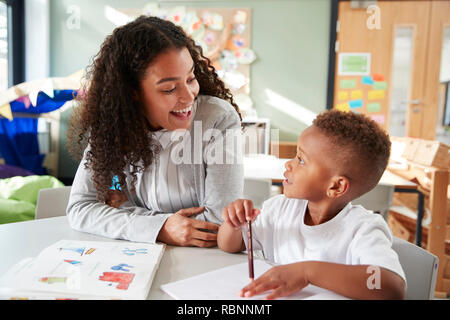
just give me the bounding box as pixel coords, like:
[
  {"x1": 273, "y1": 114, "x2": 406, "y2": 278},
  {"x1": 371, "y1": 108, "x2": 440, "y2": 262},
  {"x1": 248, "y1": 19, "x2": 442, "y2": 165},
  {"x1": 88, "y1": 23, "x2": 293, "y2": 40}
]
[{"x1": 247, "y1": 221, "x2": 254, "y2": 281}]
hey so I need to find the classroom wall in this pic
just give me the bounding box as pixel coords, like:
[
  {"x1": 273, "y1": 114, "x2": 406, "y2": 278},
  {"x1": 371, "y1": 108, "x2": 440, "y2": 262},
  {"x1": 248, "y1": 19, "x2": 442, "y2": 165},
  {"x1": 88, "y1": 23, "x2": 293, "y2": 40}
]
[{"x1": 49, "y1": 0, "x2": 331, "y2": 179}]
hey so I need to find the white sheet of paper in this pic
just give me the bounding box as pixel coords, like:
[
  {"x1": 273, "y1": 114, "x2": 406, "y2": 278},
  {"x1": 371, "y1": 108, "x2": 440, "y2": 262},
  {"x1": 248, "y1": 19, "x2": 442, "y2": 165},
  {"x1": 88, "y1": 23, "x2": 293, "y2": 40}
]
[{"x1": 160, "y1": 260, "x2": 349, "y2": 300}]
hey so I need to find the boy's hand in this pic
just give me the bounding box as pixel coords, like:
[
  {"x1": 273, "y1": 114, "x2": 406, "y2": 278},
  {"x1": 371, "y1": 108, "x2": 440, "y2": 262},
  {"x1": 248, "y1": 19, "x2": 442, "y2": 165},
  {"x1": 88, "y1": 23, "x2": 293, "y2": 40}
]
[
  {"x1": 221, "y1": 199, "x2": 261, "y2": 230},
  {"x1": 239, "y1": 262, "x2": 310, "y2": 300}
]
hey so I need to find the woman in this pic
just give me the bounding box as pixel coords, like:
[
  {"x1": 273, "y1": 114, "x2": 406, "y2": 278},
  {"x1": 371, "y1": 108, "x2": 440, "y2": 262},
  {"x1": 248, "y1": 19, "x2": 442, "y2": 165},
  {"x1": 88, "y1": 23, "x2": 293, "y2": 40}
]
[{"x1": 66, "y1": 16, "x2": 243, "y2": 247}]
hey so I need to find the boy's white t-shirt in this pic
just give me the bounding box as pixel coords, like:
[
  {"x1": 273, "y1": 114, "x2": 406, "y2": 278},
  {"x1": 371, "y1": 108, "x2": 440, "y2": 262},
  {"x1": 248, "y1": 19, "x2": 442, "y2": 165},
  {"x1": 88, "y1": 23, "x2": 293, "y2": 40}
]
[{"x1": 243, "y1": 194, "x2": 406, "y2": 281}]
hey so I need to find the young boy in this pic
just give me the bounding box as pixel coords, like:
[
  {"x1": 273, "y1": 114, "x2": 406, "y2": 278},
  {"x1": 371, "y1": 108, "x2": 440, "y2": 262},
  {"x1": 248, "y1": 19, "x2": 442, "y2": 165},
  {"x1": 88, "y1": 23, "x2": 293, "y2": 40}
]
[{"x1": 217, "y1": 110, "x2": 406, "y2": 300}]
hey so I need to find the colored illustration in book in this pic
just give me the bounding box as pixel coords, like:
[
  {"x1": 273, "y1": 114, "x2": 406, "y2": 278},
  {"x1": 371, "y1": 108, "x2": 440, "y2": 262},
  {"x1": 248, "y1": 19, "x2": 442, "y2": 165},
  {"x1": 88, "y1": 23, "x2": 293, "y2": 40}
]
[
  {"x1": 64, "y1": 260, "x2": 82, "y2": 266},
  {"x1": 98, "y1": 272, "x2": 135, "y2": 290},
  {"x1": 58, "y1": 247, "x2": 96, "y2": 256},
  {"x1": 111, "y1": 263, "x2": 134, "y2": 272},
  {"x1": 39, "y1": 277, "x2": 67, "y2": 285},
  {"x1": 122, "y1": 248, "x2": 147, "y2": 256}
]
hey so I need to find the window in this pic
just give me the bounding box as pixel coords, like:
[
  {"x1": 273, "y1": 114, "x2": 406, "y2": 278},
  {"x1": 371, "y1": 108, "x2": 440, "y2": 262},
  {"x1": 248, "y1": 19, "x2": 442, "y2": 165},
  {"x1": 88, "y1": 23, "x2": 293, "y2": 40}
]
[{"x1": 0, "y1": 0, "x2": 7, "y2": 90}]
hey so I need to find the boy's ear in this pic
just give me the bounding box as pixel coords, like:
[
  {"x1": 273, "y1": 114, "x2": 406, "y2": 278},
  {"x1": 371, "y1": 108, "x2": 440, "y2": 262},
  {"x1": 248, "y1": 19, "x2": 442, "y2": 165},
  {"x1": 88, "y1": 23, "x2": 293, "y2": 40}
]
[{"x1": 327, "y1": 176, "x2": 350, "y2": 198}]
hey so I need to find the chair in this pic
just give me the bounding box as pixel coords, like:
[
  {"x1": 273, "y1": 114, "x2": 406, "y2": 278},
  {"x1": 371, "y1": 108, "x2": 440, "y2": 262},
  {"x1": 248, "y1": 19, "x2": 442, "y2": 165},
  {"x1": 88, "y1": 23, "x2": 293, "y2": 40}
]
[
  {"x1": 352, "y1": 184, "x2": 395, "y2": 220},
  {"x1": 243, "y1": 178, "x2": 272, "y2": 209},
  {"x1": 35, "y1": 186, "x2": 72, "y2": 219},
  {"x1": 392, "y1": 237, "x2": 439, "y2": 300}
]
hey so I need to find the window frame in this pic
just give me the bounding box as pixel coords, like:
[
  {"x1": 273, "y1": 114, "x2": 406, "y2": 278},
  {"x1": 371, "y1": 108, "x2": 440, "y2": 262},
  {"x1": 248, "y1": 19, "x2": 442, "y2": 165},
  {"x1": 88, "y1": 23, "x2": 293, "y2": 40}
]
[{"x1": 5, "y1": 0, "x2": 25, "y2": 86}]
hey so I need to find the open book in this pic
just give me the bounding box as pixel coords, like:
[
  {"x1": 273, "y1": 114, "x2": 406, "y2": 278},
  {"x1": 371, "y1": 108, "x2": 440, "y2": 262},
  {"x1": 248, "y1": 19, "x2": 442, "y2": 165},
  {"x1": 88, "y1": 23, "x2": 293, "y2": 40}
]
[{"x1": 0, "y1": 240, "x2": 165, "y2": 300}]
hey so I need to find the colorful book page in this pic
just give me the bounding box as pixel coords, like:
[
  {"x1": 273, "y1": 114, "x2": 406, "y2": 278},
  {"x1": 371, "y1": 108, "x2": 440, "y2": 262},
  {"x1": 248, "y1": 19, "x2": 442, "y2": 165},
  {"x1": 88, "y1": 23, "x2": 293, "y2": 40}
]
[{"x1": 0, "y1": 240, "x2": 166, "y2": 300}]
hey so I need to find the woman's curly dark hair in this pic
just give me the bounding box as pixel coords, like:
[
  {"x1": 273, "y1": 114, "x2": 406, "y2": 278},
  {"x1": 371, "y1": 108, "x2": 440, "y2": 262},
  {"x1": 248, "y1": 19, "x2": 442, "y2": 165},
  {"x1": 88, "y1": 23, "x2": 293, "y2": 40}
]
[{"x1": 67, "y1": 16, "x2": 241, "y2": 202}]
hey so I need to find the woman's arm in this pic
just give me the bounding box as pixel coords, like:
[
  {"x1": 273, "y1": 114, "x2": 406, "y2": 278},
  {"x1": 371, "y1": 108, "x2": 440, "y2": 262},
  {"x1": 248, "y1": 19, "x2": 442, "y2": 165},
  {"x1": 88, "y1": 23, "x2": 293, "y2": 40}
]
[
  {"x1": 196, "y1": 104, "x2": 244, "y2": 225},
  {"x1": 67, "y1": 155, "x2": 171, "y2": 243}
]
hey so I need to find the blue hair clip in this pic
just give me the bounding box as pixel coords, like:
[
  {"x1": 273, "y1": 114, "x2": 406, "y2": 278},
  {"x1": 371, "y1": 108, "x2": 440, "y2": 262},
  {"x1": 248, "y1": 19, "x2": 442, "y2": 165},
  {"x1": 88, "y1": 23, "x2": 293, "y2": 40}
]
[{"x1": 110, "y1": 175, "x2": 122, "y2": 191}]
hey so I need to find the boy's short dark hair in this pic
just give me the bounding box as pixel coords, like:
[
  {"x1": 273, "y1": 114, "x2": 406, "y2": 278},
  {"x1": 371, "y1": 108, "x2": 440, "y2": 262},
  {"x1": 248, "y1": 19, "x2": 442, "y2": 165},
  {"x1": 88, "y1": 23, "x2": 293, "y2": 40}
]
[{"x1": 313, "y1": 110, "x2": 391, "y2": 198}]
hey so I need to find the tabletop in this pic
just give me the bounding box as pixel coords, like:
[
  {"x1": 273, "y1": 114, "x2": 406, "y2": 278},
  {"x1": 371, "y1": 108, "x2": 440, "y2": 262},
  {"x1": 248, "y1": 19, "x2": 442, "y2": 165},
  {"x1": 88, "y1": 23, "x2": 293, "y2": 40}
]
[{"x1": 0, "y1": 216, "x2": 347, "y2": 300}]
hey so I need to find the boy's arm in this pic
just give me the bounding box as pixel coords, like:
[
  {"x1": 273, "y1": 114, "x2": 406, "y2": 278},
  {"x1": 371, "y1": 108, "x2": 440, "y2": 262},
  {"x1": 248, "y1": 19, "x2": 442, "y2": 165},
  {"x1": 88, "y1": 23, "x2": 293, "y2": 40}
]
[
  {"x1": 305, "y1": 261, "x2": 406, "y2": 300},
  {"x1": 217, "y1": 221, "x2": 245, "y2": 253},
  {"x1": 241, "y1": 261, "x2": 406, "y2": 300}
]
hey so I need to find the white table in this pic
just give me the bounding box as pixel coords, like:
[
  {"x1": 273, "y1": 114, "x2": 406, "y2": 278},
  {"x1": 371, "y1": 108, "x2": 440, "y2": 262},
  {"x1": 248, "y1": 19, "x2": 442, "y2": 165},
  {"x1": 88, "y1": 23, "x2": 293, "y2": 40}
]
[{"x1": 0, "y1": 217, "x2": 347, "y2": 300}]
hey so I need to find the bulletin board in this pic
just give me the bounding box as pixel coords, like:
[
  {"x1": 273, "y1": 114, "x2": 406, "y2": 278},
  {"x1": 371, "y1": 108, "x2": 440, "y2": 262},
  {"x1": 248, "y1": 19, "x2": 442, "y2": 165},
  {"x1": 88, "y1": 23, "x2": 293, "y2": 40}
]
[
  {"x1": 117, "y1": 4, "x2": 257, "y2": 114},
  {"x1": 334, "y1": 52, "x2": 389, "y2": 129}
]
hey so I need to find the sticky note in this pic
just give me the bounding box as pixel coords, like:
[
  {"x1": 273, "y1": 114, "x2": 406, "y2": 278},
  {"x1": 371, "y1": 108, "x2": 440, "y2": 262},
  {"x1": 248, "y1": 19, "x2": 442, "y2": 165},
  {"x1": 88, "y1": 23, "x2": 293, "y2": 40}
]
[
  {"x1": 362, "y1": 76, "x2": 374, "y2": 85},
  {"x1": 340, "y1": 79, "x2": 356, "y2": 89},
  {"x1": 370, "y1": 114, "x2": 385, "y2": 124},
  {"x1": 350, "y1": 90, "x2": 363, "y2": 100},
  {"x1": 339, "y1": 53, "x2": 370, "y2": 75},
  {"x1": 368, "y1": 90, "x2": 385, "y2": 100},
  {"x1": 335, "y1": 103, "x2": 350, "y2": 112},
  {"x1": 367, "y1": 103, "x2": 381, "y2": 113},
  {"x1": 338, "y1": 91, "x2": 349, "y2": 100},
  {"x1": 372, "y1": 73, "x2": 385, "y2": 81},
  {"x1": 349, "y1": 99, "x2": 363, "y2": 108},
  {"x1": 373, "y1": 81, "x2": 388, "y2": 90}
]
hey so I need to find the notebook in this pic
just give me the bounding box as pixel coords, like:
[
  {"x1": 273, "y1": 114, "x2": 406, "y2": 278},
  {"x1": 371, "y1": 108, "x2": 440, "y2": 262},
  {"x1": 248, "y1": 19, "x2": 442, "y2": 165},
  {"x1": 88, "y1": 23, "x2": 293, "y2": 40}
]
[
  {"x1": 160, "y1": 259, "x2": 348, "y2": 300},
  {"x1": 0, "y1": 240, "x2": 165, "y2": 300}
]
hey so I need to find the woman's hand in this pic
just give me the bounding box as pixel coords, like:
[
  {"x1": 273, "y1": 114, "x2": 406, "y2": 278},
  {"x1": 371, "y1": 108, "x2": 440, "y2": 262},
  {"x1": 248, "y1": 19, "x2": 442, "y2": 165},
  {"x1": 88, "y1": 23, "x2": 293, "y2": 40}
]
[
  {"x1": 106, "y1": 190, "x2": 128, "y2": 208},
  {"x1": 157, "y1": 206, "x2": 220, "y2": 247},
  {"x1": 239, "y1": 262, "x2": 310, "y2": 300}
]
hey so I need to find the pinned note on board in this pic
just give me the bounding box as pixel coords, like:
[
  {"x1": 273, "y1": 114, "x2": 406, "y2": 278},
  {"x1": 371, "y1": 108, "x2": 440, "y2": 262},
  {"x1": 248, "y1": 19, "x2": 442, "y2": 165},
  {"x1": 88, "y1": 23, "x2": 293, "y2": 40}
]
[
  {"x1": 350, "y1": 90, "x2": 363, "y2": 100},
  {"x1": 367, "y1": 103, "x2": 381, "y2": 113},
  {"x1": 340, "y1": 79, "x2": 357, "y2": 89},
  {"x1": 373, "y1": 81, "x2": 388, "y2": 90},
  {"x1": 335, "y1": 103, "x2": 350, "y2": 112},
  {"x1": 338, "y1": 91, "x2": 349, "y2": 100},
  {"x1": 370, "y1": 114, "x2": 385, "y2": 124},
  {"x1": 368, "y1": 90, "x2": 385, "y2": 100},
  {"x1": 349, "y1": 99, "x2": 363, "y2": 109},
  {"x1": 338, "y1": 53, "x2": 371, "y2": 76},
  {"x1": 362, "y1": 76, "x2": 374, "y2": 85},
  {"x1": 372, "y1": 73, "x2": 385, "y2": 81}
]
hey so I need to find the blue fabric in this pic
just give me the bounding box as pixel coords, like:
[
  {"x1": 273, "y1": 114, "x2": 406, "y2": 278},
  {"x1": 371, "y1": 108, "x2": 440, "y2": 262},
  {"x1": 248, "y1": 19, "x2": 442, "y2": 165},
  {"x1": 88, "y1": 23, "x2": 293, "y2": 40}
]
[
  {"x1": 0, "y1": 118, "x2": 47, "y2": 175},
  {"x1": 0, "y1": 89, "x2": 78, "y2": 175},
  {"x1": 10, "y1": 90, "x2": 78, "y2": 114}
]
